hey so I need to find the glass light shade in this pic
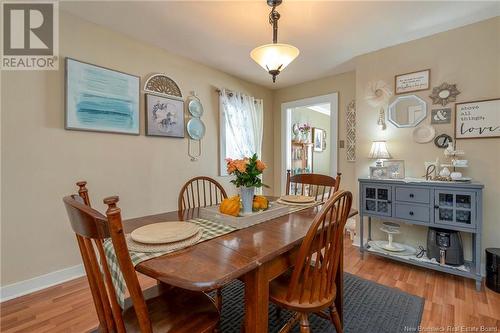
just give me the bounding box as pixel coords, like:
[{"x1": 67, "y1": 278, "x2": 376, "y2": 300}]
[
  {"x1": 250, "y1": 43, "x2": 299, "y2": 72},
  {"x1": 368, "y1": 141, "x2": 392, "y2": 159}
]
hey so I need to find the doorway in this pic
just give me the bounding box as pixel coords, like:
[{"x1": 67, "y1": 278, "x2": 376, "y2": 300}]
[{"x1": 281, "y1": 93, "x2": 338, "y2": 194}]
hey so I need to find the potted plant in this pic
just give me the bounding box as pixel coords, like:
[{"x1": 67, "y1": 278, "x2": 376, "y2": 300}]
[{"x1": 226, "y1": 154, "x2": 268, "y2": 214}]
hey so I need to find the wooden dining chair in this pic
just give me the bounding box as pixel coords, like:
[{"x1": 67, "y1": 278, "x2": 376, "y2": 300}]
[
  {"x1": 286, "y1": 170, "x2": 342, "y2": 201},
  {"x1": 177, "y1": 176, "x2": 227, "y2": 311},
  {"x1": 178, "y1": 176, "x2": 228, "y2": 212},
  {"x1": 63, "y1": 193, "x2": 220, "y2": 333},
  {"x1": 269, "y1": 190, "x2": 353, "y2": 333}
]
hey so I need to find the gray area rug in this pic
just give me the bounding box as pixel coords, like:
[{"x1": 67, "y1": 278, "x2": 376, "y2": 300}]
[{"x1": 215, "y1": 273, "x2": 424, "y2": 333}]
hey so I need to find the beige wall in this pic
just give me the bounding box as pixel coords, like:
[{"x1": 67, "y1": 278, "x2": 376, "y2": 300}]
[
  {"x1": 354, "y1": 17, "x2": 500, "y2": 258},
  {"x1": 273, "y1": 72, "x2": 357, "y2": 195},
  {"x1": 273, "y1": 17, "x2": 499, "y2": 263},
  {"x1": 0, "y1": 12, "x2": 274, "y2": 285}
]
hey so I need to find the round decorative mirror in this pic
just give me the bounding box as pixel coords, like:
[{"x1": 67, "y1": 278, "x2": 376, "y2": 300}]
[
  {"x1": 186, "y1": 118, "x2": 206, "y2": 140},
  {"x1": 434, "y1": 134, "x2": 453, "y2": 148},
  {"x1": 429, "y1": 82, "x2": 460, "y2": 106},
  {"x1": 388, "y1": 95, "x2": 427, "y2": 128},
  {"x1": 438, "y1": 90, "x2": 450, "y2": 99}
]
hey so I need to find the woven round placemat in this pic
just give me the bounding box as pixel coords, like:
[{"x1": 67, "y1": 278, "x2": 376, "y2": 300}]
[
  {"x1": 125, "y1": 230, "x2": 203, "y2": 253},
  {"x1": 276, "y1": 199, "x2": 317, "y2": 206},
  {"x1": 131, "y1": 221, "x2": 199, "y2": 244},
  {"x1": 280, "y1": 195, "x2": 315, "y2": 203}
]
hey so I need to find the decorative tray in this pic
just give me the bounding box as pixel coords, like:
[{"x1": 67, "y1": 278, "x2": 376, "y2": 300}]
[{"x1": 199, "y1": 201, "x2": 312, "y2": 229}]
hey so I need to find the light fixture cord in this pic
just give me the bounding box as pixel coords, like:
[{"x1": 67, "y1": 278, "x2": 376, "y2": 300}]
[{"x1": 269, "y1": 6, "x2": 280, "y2": 44}]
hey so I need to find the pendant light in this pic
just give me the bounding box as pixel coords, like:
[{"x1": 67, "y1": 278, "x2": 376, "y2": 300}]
[{"x1": 250, "y1": 0, "x2": 299, "y2": 83}]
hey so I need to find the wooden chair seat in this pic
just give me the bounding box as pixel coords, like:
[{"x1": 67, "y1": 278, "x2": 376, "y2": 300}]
[
  {"x1": 122, "y1": 287, "x2": 219, "y2": 333},
  {"x1": 270, "y1": 271, "x2": 337, "y2": 313}
]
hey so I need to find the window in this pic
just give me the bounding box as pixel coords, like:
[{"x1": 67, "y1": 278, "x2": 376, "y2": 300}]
[{"x1": 219, "y1": 89, "x2": 263, "y2": 176}]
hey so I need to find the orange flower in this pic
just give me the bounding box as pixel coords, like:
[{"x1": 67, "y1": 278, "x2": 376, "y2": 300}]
[
  {"x1": 235, "y1": 159, "x2": 248, "y2": 173},
  {"x1": 226, "y1": 159, "x2": 235, "y2": 174},
  {"x1": 227, "y1": 164, "x2": 236, "y2": 174},
  {"x1": 256, "y1": 160, "x2": 267, "y2": 172}
]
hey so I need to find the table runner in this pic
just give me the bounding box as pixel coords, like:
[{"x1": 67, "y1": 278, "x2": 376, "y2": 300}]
[
  {"x1": 103, "y1": 218, "x2": 236, "y2": 307},
  {"x1": 103, "y1": 203, "x2": 319, "y2": 307}
]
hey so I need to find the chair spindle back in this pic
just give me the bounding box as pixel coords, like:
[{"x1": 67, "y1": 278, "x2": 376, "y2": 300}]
[
  {"x1": 286, "y1": 170, "x2": 341, "y2": 201},
  {"x1": 178, "y1": 176, "x2": 228, "y2": 212}
]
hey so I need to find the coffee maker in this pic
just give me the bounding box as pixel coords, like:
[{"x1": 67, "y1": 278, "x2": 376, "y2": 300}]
[{"x1": 427, "y1": 227, "x2": 464, "y2": 266}]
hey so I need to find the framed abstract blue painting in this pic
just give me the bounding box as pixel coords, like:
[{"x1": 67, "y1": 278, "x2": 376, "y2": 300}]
[{"x1": 65, "y1": 58, "x2": 140, "y2": 135}]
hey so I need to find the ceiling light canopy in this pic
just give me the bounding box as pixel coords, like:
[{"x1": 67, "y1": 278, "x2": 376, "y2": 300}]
[{"x1": 250, "y1": 0, "x2": 299, "y2": 83}]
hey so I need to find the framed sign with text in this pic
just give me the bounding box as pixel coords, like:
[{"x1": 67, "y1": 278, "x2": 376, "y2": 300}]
[
  {"x1": 395, "y1": 69, "x2": 430, "y2": 94},
  {"x1": 455, "y1": 98, "x2": 500, "y2": 139}
]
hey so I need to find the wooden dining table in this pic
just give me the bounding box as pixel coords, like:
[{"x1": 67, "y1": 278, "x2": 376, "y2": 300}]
[{"x1": 123, "y1": 200, "x2": 358, "y2": 333}]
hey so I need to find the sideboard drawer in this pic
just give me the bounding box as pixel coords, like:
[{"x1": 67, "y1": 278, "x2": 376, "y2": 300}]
[
  {"x1": 395, "y1": 186, "x2": 430, "y2": 204},
  {"x1": 395, "y1": 203, "x2": 430, "y2": 223}
]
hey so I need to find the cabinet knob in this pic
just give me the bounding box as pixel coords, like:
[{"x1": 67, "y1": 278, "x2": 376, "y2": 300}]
[
  {"x1": 387, "y1": 200, "x2": 392, "y2": 204},
  {"x1": 409, "y1": 193, "x2": 414, "y2": 198},
  {"x1": 434, "y1": 205, "x2": 439, "y2": 209},
  {"x1": 409, "y1": 211, "x2": 414, "y2": 216}
]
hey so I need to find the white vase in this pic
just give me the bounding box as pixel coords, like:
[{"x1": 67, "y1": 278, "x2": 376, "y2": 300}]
[{"x1": 240, "y1": 186, "x2": 255, "y2": 215}]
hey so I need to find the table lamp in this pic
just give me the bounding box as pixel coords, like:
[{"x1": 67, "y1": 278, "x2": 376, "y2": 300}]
[{"x1": 369, "y1": 140, "x2": 391, "y2": 166}]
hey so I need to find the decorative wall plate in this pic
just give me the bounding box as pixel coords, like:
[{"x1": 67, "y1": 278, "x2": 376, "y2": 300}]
[
  {"x1": 188, "y1": 99, "x2": 204, "y2": 117},
  {"x1": 143, "y1": 73, "x2": 182, "y2": 100},
  {"x1": 186, "y1": 118, "x2": 206, "y2": 140},
  {"x1": 413, "y1": 124, "x2": 436, "y2": 143}
]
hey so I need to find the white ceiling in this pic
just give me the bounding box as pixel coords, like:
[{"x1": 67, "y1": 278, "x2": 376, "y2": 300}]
[
  {"x1": 61, "y1": 1, "x2": 500, "y2": 89},
  {"x1": 306, "y1": 103, "x2": 331, "y2": 116}
]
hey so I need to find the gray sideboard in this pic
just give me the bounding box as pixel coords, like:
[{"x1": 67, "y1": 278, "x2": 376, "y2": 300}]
[{"x1": 358, "y1": 178, "x2": 484, "y2": 290}]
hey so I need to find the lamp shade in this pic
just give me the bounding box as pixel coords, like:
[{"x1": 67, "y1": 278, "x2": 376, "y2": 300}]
[
  {"x1": 368, "y1": 141, "x2": 392, "y2": 159},
  {"x1": 250, "y1": 43, "x2": 300, "y2": 72}
]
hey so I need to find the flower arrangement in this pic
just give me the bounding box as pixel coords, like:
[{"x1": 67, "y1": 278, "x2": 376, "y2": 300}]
[
  {"x1": 298, "y1": 123, "x2": 311, "y2": 134},
  {"x1": 226, "y1": 154, "x2": 268, "y2": 188}
]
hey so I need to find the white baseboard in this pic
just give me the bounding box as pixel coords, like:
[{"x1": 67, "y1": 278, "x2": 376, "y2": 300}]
[{"x1": 0, "y1": 264, "x2": 85, "y2": 302}]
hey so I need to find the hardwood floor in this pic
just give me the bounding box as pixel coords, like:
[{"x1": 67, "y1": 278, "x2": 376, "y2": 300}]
[{"x1": 1, "y1": 239, "x2": 499, "y2": 332}]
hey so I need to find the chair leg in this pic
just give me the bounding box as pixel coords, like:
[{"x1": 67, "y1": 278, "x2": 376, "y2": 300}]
[
  {"x1": 277, "y1": 312, "x2": 300, "y2": 333},
  {"x1": 299, "y1": 313, "x2": 310, "y2": 333},
  {"x1": 276, "y1": 307, "x2": 282, "y2": 318},
  {"x1": 213, "y1": 289, "x2": 222, "y2": 333},
  {"x1": 329, "y1": 305, "x2": 343, "y2": 333},
  {"x1": 215, "y1": 288, "x2": 223, "y2": 311},
  {"x1": 313, "y1": 310, "x2": 330, "y2": 320}
]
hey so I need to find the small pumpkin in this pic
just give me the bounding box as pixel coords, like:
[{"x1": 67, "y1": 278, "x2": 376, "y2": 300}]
[
  {"x1": 253, "y1": 195, "x2": 269, "y2": 211},
  {"x1": 220, "y1": 196, "x2": 241, "y2": 216}
]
